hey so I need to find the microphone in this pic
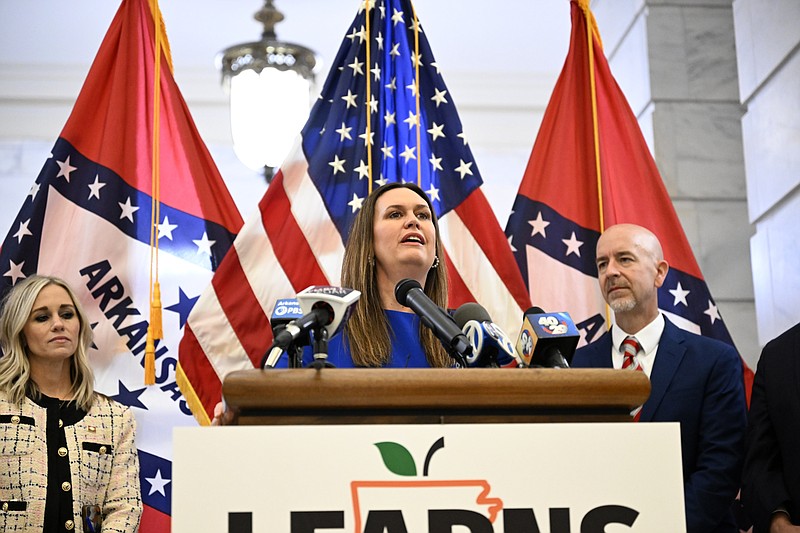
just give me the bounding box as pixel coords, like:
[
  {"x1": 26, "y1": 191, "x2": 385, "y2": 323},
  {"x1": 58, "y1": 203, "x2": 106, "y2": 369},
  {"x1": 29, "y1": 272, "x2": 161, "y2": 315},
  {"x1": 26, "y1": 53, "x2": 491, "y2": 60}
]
[
  {"x1": 516, "y1": 307, "x2": 579, "y2": 368},
  {"x1": 269, "y1": 298, "x2": 306, "y2": 367},
  {"x1": 453, "y1": 302, "x2": 522, "y2": 367},
  {"x1": 262, "y1": 286, "x2": 361, "y2": 368},
  {"x1": 394, "y1": 278, "x2": 472, "y2": 367}
]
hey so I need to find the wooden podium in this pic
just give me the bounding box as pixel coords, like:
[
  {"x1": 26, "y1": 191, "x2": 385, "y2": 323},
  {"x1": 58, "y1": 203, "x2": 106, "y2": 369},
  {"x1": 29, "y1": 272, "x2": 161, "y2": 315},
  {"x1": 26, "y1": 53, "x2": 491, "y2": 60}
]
[{"x1": 221, "y1": 368, "x2": 650, "y2": 425}]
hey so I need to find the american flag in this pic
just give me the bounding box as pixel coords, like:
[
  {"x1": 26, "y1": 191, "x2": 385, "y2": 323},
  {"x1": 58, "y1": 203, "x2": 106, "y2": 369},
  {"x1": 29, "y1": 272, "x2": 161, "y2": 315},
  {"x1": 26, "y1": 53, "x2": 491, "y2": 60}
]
[
  {"x1": 178, "y1": 0, "x2": 531, "y2": 422},
  {"x1": 504, "y1": 0, "x2": 754, "y2": 397},
  {"x1": 0, "y1": 0, "x2": 243, "y2": 530}
]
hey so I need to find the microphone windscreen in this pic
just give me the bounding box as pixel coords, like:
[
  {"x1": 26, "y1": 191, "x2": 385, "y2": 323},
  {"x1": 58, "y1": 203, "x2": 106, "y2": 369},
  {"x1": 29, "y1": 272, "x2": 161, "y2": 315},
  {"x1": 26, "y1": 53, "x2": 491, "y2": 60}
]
[
  {"x1": 395, "y1": 278, "x2": 422, "y2": 307},
  {"x1": 453, "y1": 302, "x2": 492, "y2": 328}
]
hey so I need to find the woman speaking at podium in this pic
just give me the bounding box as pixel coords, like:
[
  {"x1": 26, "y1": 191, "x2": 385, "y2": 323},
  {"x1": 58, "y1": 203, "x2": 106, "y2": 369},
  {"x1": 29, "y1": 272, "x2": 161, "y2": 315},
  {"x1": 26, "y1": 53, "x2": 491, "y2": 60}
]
[{"x1": 327, "y1": 181, "x2": 452, "y2": 368}]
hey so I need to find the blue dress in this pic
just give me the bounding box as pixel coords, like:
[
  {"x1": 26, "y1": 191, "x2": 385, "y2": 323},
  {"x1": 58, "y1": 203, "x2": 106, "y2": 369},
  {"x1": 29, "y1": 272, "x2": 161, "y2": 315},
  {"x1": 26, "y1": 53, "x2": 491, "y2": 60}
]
[{"x1": 295, "y1": 309, "x2": 431, "y2": 368}]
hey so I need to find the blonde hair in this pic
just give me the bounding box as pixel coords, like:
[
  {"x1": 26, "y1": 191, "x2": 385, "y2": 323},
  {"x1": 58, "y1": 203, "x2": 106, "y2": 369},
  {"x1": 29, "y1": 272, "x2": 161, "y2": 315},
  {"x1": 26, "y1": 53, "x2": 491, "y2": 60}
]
[
  {"x1": 341, "y1": 182, "x2": 451, "y2": 367},
  {"x1": 0, "y1": 275, "x2": 95, "y2": 409}
]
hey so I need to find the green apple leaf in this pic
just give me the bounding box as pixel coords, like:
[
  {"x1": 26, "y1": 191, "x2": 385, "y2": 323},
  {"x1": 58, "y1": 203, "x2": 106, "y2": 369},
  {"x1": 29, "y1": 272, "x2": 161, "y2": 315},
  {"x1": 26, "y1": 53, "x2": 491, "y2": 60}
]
[{"x1": 374, "y1": 441, "x2": 417, "y2": 476}]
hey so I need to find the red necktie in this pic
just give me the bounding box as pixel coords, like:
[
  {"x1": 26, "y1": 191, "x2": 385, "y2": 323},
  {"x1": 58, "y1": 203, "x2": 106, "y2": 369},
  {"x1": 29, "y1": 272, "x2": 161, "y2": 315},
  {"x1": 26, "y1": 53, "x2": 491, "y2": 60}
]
[{"x1": 621, "y1": 336, "x2": 644, "y2": 421}]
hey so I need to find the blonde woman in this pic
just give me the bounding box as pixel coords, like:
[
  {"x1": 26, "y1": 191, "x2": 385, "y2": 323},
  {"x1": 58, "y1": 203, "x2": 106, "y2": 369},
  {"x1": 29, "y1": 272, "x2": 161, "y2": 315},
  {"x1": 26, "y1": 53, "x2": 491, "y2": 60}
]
[{"x1": 0, "y1": 275, "x2": 141, "y2": 532}]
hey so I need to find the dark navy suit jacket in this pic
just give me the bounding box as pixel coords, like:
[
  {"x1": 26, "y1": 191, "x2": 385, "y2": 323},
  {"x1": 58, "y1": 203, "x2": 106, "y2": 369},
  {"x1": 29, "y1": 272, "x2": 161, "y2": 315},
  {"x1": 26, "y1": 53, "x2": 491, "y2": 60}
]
[
  {"x1": 742, "y1": 322, "x2": 800, "y2": 532},
  {"x1": 572, "y1": 317, "x2": 747, "y2": 533}
]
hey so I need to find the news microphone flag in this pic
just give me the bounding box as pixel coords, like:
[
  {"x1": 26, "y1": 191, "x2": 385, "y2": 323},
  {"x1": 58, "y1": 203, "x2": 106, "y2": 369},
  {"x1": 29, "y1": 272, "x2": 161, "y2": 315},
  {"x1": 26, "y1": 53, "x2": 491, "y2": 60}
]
[
  {"x1": 179, "y1": 0, "x2": 531, "y2": 422},
  {"x1": 504, "y1": 0, "x2": 753, "y2": 399},
  {"x1": 0, "y1": 0, "x2": 243, "y2": 530}
]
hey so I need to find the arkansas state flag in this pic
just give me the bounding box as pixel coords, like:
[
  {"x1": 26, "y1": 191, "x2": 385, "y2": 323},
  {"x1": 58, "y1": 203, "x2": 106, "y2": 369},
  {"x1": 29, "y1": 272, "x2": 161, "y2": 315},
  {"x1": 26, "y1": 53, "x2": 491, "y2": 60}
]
[
  {"x1": 0, "y1": 0, "x2": 243, "y2": 530},
  {"x1": 178, "y1": 0, "x2": 532, "y2": 423},
  {"x1": 504, "y1": 0, "x2": 754, "y2": 397}
]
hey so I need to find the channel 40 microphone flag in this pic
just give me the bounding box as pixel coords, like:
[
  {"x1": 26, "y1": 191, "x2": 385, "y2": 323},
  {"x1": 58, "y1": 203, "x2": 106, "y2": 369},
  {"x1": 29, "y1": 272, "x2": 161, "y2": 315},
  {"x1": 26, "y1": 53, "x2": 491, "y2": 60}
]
[
  {"x1": 178, "y1": 0, "x2": 532, "y2": 422},
  {"x1": 0, "y1": 0, "x2": 243, "y2": 530},
  {"x1": 504, "y1": 0, "x2": 754, "y2": 398}
]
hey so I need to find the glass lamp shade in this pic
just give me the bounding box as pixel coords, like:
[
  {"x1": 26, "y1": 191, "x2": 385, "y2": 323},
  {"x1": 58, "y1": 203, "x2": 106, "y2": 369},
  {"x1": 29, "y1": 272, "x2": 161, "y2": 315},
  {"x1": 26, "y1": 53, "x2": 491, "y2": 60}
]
[{"x1": 228, "y1": 67, "x2": 312, "y2": 171}]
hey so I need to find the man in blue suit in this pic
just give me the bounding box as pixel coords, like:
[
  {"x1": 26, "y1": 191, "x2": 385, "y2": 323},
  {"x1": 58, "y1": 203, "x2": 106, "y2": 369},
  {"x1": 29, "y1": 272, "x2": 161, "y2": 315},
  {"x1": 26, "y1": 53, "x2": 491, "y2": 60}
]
[{"x1": 572, "y1": 223, "x2": 747, "y2": 533}]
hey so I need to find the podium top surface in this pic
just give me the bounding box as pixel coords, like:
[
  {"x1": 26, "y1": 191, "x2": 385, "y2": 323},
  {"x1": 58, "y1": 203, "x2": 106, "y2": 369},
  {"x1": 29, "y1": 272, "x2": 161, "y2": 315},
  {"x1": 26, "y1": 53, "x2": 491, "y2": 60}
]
[{"x1": 221, "y1": 368, "x2": 650, "y2": 424}]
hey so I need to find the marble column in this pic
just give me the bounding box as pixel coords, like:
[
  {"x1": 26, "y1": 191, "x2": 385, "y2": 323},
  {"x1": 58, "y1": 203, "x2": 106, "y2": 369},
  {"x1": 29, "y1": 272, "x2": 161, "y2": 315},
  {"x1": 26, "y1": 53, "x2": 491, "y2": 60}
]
[{"x1": 733, "y1": 0, "x2": 800, "y2": 346}]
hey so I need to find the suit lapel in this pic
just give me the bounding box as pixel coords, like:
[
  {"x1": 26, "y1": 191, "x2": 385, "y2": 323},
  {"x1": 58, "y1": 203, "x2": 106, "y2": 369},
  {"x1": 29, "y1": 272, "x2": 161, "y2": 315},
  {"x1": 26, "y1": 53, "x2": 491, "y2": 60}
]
[
  {"x1": 639, "y1": 320, "x2": 686, "y2": 422},
  {"x1": 589, "y1": 333, "x2": 613, "y2": 368}
]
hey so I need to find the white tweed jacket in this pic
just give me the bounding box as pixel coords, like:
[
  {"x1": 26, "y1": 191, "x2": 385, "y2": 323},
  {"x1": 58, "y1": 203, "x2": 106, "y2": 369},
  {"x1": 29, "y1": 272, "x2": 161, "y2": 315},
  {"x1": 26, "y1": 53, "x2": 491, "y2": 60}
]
[{"x1": 0, "y1": 391, "x2": 142, "y2": 532}]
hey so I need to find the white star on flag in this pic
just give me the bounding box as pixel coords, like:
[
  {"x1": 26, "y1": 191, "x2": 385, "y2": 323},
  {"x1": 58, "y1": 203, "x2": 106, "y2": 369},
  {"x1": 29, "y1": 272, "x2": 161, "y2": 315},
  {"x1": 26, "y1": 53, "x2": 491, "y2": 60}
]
[
  {"x1": 145, "y1": 469, "x2": 172, "y2": 497},
  {"x1": 404, "y1": 110, "x2": 418, "y2": 128},
  {"x1": 562, "y1": 232, "x2": 584, "y2": 257},
  {"x1": 118, "y1": 197, "x2": 139, "y2": 222},
  {"x1": 348, "y1": 193, "x2": 364, "y2": 213},
  {"x1": 431, "y1": 88, "x2": 448, "y2": 107},
  {"x1": 380, "y1": 142, "x2": 394, "y2": 158},
  {"x1": 368, "y1": 96, "x2": 379, "y2": 114},
  {"x1": 56, "y1": 156, "x2": 77, "y2": 182},
  {"x1": 354, "y1": 160, "x2": 370, "y2": 179},
  {"x1": 28, "y1": 183, "x2": 40, "y2": 202},
  {"x1": 4, "y1": 259, "x2": 25, "y2": 285},
  {"x1": 704, "y1": 300, "x2": 720, "y2": 324},
  {"x1": 342, "y1": 89, "x2": 358, "y2": 108},
  {"x1": 348, "y1": 57, "x2": 364, "y2": 76},
  {"x1": 13, "y1": 220, "x2": 33, "y2": 243},
  {"x1": 508, "y1": 235, "x2": 517, "y2": 253},
  {"x1": 87, "y1": 175, "x2": 106, "y2": 200},
  {"x1": 426, "y1": 184, "x2": 440, "y2": 202},
  {"x1": 335, "y1": 122, "x2": 353, "y2": 141},
  {"x1": 429, "y1": 153, "x2": 443, "y2": 171},
  {"x1": 400, "y1": 145, "x2": 416, "y2": 163},
  {"x1": 427, "y1": 122, "x2": 445, "y2": 141},
  {"x1": 193, "y1": 232, "x2": 216, "y2": 256},
  {"x1": 454, "y1": 159, "x2": 473, "y2": 179},
  {"x1": 358, "y1": 129, "x2": 374, "y2": 146},
  {"x1": 669, "y1": 282, "x2": 690, "y2": 306},
  {"x1": 157, "y1": 216, "x2": 178, "y2": 240},
  {"x1": 384, "y1": 111, "x2": 396, "y2": 125},
  {"x1": 528, "y1": 212, "x2": 550, "y2": 238},
  {"x1": 329, "y1": 155, "x2": 346, "y2": 174},
  {"x1": 391, "y1": 8, "x2": 404, "y2": 25}
]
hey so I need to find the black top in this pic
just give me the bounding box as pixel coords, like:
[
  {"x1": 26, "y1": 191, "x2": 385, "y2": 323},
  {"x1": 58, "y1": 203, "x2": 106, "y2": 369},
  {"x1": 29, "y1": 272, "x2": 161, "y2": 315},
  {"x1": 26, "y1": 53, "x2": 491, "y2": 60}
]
[{"x1": 30, "y1": 392, "x2": 87, "y2": 533}]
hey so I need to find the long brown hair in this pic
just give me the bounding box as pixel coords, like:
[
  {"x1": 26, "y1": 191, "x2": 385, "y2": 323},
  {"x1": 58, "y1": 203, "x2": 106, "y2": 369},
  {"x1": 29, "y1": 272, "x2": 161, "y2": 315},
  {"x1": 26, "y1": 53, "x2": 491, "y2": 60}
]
[{"x1": 341, "y1": 182, "x2": 450, "y2": 367}]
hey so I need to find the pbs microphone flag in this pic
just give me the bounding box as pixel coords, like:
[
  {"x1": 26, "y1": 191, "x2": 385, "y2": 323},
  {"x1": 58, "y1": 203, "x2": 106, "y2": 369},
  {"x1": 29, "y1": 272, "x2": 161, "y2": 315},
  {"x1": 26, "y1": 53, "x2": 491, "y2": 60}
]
[
  {"x1": 178, "y1": 0, "x2": 532, "y2": 422},
  {"x1": 0, "y1": 0, "x2": 243, "y2": 530},
  {"x1": 504, "y1": 0, "x2": 754, "y2": 397}
]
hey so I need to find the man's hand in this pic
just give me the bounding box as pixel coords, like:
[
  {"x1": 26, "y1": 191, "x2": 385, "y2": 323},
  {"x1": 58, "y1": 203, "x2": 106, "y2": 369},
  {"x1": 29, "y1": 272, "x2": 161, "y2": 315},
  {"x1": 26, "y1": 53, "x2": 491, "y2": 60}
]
[{"x1": 771, "y1": 512, "x2": 800, "y2": 533}]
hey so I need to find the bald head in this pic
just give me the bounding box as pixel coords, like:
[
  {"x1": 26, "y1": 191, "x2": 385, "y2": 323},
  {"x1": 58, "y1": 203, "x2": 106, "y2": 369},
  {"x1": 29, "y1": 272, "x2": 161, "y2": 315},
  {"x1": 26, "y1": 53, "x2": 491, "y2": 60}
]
[
  {"x1": 599, "y1": 224, "x2": 664, "y2": 264},
  {"x1": 595, "y1": 224, "x2": 669, "y2": 333}
]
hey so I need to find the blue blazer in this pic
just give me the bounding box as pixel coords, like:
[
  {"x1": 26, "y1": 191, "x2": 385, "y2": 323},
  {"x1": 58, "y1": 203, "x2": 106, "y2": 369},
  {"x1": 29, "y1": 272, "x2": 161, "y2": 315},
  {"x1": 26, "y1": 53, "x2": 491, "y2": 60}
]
[{"x1": 572, "y1": 318, "x2": 747, "y2": 533}]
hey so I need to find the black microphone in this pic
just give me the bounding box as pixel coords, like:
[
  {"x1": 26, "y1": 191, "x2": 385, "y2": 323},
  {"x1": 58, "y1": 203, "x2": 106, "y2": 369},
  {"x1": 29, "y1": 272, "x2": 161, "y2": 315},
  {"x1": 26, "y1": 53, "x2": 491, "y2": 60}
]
[
  {"x1": 453, "y1": 302, "x2": 522, "y2": 367},
  {"x1": 269, "y1": 298, "x2": 306, "y2": 367},
  {"x1": 394, "y1": 278, "x2": 472, "y2": 366},
  {"x1": 516, "y1": 306, "x2": 579, "y2": 368},
  {"x1": 262, "y1": 286, "x2": 361, "y2": 368}
]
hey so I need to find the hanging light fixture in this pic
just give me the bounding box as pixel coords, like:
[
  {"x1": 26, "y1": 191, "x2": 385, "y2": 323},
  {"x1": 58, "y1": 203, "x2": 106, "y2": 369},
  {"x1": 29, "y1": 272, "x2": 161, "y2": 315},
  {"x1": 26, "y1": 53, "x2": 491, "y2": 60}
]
[{"x1": 217, "y1": 1, "x2": 318, "y2": 182}]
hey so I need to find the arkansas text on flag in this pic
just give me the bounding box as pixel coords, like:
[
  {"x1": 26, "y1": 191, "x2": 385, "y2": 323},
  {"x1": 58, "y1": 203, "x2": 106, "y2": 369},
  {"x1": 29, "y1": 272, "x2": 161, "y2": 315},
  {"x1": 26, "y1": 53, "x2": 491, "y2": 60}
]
[{"x1": 0, "y1": 0, "x2": 243, "y2": 530}]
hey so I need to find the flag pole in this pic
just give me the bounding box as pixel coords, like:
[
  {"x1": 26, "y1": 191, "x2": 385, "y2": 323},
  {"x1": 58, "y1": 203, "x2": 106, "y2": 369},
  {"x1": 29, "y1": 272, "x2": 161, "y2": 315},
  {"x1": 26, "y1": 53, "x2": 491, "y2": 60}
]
[{"x1": 577, "y1": 0, "x2": 613, "y2": 329}]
